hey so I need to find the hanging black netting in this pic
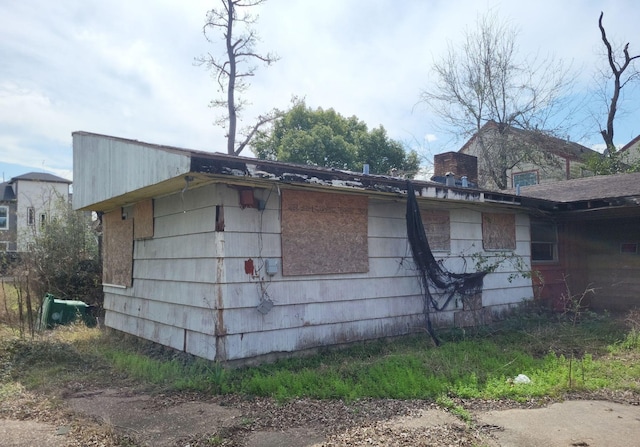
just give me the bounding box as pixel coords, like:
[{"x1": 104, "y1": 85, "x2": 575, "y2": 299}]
[{"x1": 405, "y1": 181, "x2": 487, "y2": 346}]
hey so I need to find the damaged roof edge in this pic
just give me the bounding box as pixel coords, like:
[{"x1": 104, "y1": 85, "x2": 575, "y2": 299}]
[
  {"x1": 190, "y1": 154, "x2": 522, "y2": 205},
  {"x1": 72, "y1": 131, "x2": 523, "y2": 209}
]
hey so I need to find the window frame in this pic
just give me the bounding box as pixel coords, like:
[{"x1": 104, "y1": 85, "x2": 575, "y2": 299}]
[
  {"x1": 39, "y1": 212, "x2": 48, "y2": 229},
  {"x1": 0, "y1": 206, "x2": 8, "y2": 230},
  {"x1": 512, "y1": 170, "x2": 539, "y2": 188},
  {"x1": 27, "y1": 207, "x2": 35, "y2": 226},
  {"x1": 530, "y1": 219, "x2": 558, "y2": 263}
]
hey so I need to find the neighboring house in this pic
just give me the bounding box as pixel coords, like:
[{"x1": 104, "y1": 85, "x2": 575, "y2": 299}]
[
  {"x1": 0, "y1": 181, "x2": 17, "y2": 253},
  {"x1": 618, "y1": 135, "x2": 640, "y2": 164},
  {"x1": 518, "y1": 173, "x2": 640, "y2": 311},
  {"x1": 0, "y1": 173, "x2": 72, "y2": 253},
  {"x1": 459, "y1": 121, "x2": 599, "y2": 190},
  {"x1": 72, "y1": 132, "x2": 534, "y2": 363}
]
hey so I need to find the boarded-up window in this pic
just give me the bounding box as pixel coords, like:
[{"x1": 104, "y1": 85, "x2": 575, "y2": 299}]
[
  {"x1": 133, "y1": 199, "x2": 154, "y2": 240},
  {"x1": 281, "y1": 190, "x2": 368, "y2": 276},
  {"x1": 420, "y1": 209, "x2": 450, "y2": 251},
  {"x1": 482, "y1": 213, "x2": 516, "y2": 250},
  {"x1": 103, "y1": 209, "x2": 134, "y2": 287}
]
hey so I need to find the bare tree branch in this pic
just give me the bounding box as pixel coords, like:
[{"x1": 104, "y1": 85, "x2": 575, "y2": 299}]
[
  {"x1": 195, "y1": 0, "x2": 279, "y2": 155},
  {"x1": 420, "y1": 11, "x2": 574, "y2": 189},
  {"x1": 598, "y1": 11, "x2": 640, "y2": 153}
]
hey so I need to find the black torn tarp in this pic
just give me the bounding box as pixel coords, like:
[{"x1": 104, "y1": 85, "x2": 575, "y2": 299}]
[{"x1": 405, "y1": 181, "x2": 487, "y2": 346}]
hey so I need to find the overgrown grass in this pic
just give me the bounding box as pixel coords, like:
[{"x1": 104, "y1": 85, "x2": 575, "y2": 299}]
[{"x1": 1, "y1": 309, "x2": 639, "y2": 406}]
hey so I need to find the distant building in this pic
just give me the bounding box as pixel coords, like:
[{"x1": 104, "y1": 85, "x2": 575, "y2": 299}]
[
  {"x1": 0, "y1": 172, "x2": 72, "y2": 253},
  {"x1": 618, "y1": 135, "x2": 640, "y2": 164},
  {"x1": 458, "y1": 121, "x2": 599, "y2": 190}
]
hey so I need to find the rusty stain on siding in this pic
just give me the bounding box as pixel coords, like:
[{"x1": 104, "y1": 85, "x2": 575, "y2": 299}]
[{"x1": 215, "y1": 257, "x2": 227, "y2": 361}]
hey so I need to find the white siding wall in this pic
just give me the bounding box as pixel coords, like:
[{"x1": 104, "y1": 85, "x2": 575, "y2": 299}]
[
  {"x1": 15, "y1": 180, "x2": 69, "y2": 252},
  {"x1": 104, "y1": 184, "x2": 533, "y2": 362},
  {"x1": 72, "y1": 133, "x2": 191, "y2": 210},
  {"x1": 104, "y1": 183, "x2": 225, "y2": 360}
]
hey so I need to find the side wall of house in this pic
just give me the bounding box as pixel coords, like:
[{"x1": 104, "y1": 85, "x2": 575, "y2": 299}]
[
  {"x1": 15, "y1": 181, "x2": 69, "y2": 252},
  {"x1": 583, "y1": 217, "x2": 640, "y2": 310},
  {"x1": 217, "y1": 193, "x2": 533, "y2": 361},
  {"x1": 103, "y1": 183, "x2": 534, "y2": 363},
  {"x1": 103, "y1": 184, "x2": 225, "y2": 361},
  {"x1": 0, "y1": 201, "x2": 17, "y2": 252}
]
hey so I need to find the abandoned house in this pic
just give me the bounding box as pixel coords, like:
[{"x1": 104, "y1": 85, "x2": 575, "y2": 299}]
[
  {"x1": 72, "y1": 132, "x2": 640, "y2": 362},
  {"x1": 73, "y1": 132, "x2": 537, "y2": 363}
]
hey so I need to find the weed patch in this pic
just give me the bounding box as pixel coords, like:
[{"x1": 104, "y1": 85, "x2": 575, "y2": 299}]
[{"x1": 1, "y1": 310, "x2": 639, "y2": 405}]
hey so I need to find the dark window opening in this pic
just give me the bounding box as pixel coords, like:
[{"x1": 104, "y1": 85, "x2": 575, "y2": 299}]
[
  {"x1": 215, "y1": 205, "x2": 225, "y2": 231},
  {"x1": 531, "y1": 220, "x2": 557, "y2": 262},
  {"x1": 27, "y1": 207, "x2": 35, "y2": 226}
]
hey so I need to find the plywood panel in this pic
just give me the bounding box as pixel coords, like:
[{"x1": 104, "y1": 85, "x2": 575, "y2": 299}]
[
  {"x1": 281, "y1": 190, "x2": 368, "y2": 275},
  {"x1": 421, "y1": 209, "x2": 450, "y2": 251},
  {"x1": 103, "y1": 209, "x2": 133, "y2": 287},
  {"x1": 482, "y1": 213, "x2": 516, "y2": 250},
  {"x1": 134, "y1": 199, "x2": 154, "y2": 239}
]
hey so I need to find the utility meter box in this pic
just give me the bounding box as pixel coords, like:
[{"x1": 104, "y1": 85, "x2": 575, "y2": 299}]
[{"x1": 265, "y1": 259, "x2": 279, "y2": 276}]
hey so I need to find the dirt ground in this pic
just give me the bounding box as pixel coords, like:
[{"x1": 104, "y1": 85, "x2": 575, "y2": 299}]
[{"x1": 2, "y1": 387, "x2": 639, "y2": 446}]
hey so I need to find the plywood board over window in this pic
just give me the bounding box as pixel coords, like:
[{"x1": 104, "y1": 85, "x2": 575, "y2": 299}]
[
  {"x1": 103, "y1": 209, "x2": 134, "y2": 287},
  {"x1": 133, "y1": 199, "x2": 154, "y2": 240},
  {"x1": 482, "y1": 213, "x2": 516, "y2": 250},
  {"x1": 420, "y1": 209, "x2": 450, "y2": 251},
  {"x1": 281, "y1": 189, "x2": 368, "y2": 275}
]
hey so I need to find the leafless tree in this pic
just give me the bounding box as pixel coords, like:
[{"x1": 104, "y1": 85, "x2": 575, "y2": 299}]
[
  {"x1": 420, "y1": 12, "x2": 574, "y2": 189},
  {"x1": 196, "y1": 0, "x2": 279, "y2": 155},
  {"x1": 597, "y1": 11, "x2": 640, "y2": 152}
]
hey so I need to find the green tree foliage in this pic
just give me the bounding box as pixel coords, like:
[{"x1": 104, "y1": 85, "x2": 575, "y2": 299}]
[
  {"x1": 584, "y1": 149, "x2": 640, "y2": 175},
  {"x1": 252, "y1": 100, "x2": 420, "y2": 177},
  {"x1": 22, "y1": 196, "x2": 101, "y2": 308}
]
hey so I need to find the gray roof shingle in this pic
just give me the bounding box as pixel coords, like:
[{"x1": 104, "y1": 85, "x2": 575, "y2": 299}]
[
  {"x1": 517, "y1": 172, "x2": 640, "y2": 202},
  {"x1": 10, "y1": 172, "x2": 71, "y2": 184}
]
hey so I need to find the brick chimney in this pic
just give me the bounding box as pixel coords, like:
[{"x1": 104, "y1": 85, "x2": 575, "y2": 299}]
[{"x1": 433, "y1": 152, "x2": 478, "y2": 185}]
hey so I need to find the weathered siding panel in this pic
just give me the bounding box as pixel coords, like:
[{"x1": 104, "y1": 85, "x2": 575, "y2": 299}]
[
  {"x1": 222, "y1": 315, "x2": 426, "y2": 361},
  {"x1": 104, "y1": 306, "x2": 186, "y2": 351},
  {"x1": 102, "y1": 183, "x2": 225, "y2": 357},
  {"x1": 210, "y1": 198, "x2": 532, "y2": 360},
  {"x1": 72, "y1": 133, "x2": 191, "y2": 210},
  {"x1": 102, "y1": 179, "x2": 532, "y2": 363}
]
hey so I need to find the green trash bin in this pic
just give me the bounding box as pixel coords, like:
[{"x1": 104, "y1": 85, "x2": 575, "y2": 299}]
[{"x1": 40, "y1": 293, "x2": 95, "y2": 329}]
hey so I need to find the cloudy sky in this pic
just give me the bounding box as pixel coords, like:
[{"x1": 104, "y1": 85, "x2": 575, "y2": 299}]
[{"x1": 1, "y1": 0, "x2": 638, "y2": 182}]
